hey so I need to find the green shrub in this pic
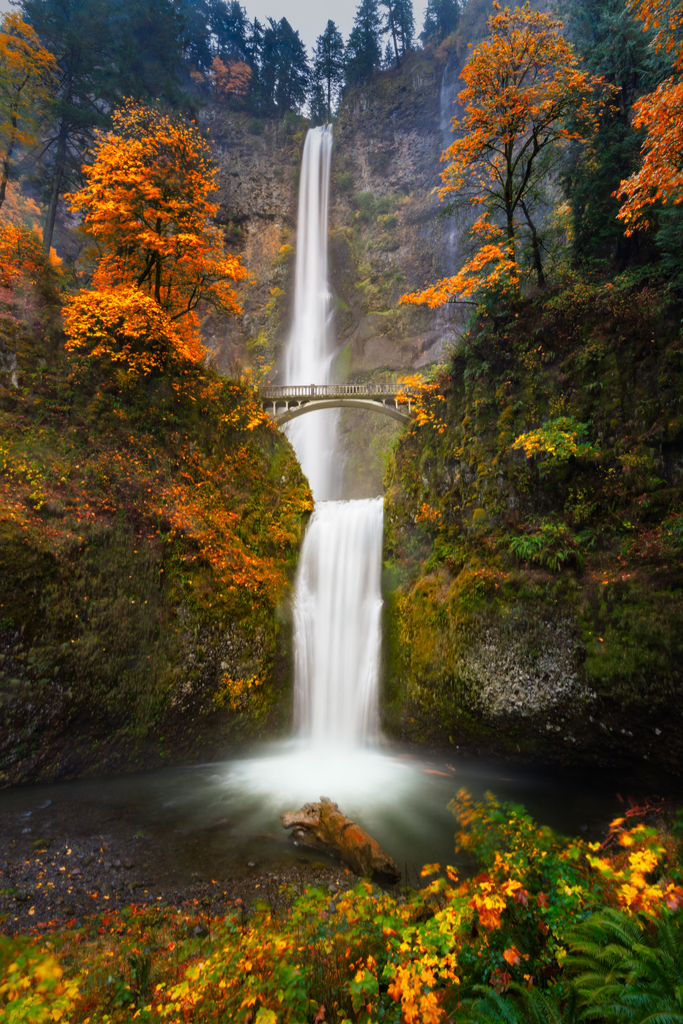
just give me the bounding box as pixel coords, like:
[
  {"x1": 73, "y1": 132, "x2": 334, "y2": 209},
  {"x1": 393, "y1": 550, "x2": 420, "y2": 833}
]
[{"x1": 336, "y1": 170, "x2": 353, "y2": 192}]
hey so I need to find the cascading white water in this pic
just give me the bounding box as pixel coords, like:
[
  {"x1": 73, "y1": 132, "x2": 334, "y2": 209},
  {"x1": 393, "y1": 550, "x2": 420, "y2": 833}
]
[
  {"x1": 293, "y1": 498, "x2": 383, "y2": 747},
  {"x1": 440, "y1": 53, "x2": 461, "y2": 275},
  {"x1": 283, "y1": 125, "x2": 384, "y2": 750},
  {"x1": 284, "y1": 124, "x2": 339, "y2": 501}
]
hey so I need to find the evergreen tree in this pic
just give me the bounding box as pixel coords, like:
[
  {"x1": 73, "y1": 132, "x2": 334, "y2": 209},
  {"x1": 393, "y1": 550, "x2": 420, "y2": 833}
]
[
  {"x1": 380, "y1": 0, "x2": 413, "y2": 66},
  {"x1": 20, "y1": 0, "x2": 116, "y2": 252},
  {"x1": 381, "y1": 0, "x2": 400, "y2": 67},
  {"x1": 313, "y1": 20, "x2": 344, "y2": 120},
  {"x1": 258, "y1": 17, "x2": 308, "y2": 114},
  {"x1": 177, "y1": 0, "x2": 212, "y2": 71},
  {"x1": 275, "y1": 18, "x2": 308, "y2": 112},
  {"x1": 207, "y1": 0, "x2": 249, "y2": 62},
  {"x1": 114, "y1": 0, "x2": 185, "y2": 100},
  {"x1": 558, "y1": 0, "x2": 668, "y2": 265},
  {"x1": 420, "y1": 0, "x2": 459, "y2": 43},
  {"x1": 21, "y1": 0, "x2": 185, "y2": 252},
  {"x1": 345, "y1": 0, "x2": 382, "y2": 86},
  {"x1": 245, "y1": 14, "x2": 264, "y2": 101},
  {"x1": 308, "y1": 75, "x2": 328, "y2": 126}
]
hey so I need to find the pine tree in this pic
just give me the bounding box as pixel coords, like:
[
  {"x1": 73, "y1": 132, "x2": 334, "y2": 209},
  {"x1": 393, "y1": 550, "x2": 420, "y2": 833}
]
[
  {"x1": 20, "y1": 0, "x2": 185, "y2": 252},
  {"x1": 258, "y1": 17, "x2": 308, "y2": 114},
  {"x1": 20, "y1": 0, "x2": 115, "y2": 252},
  {"x1": 345, "y1": 0, "x2": 382, "y2": 86},
  {"x1": 313, "y1": 20, "x2": 344, "y2": 120},
  {"x1": 420, "y1": 0, "x2": 460, "y2": 43},
  {"x1": 244, "y1": 15, "x2": 264, "y2": 106},
  {"x1": 114, "y1": 0, "x2": 185, "y2": 100},
  {"x1": 308, "y1": 76, "x2": 328, "y2": 126},
  {"x1": 177, "y1": 0, "x2": 212, "y2": 71},
  {"x1": 381, "y1": 0, "x2": 400, "y2": 67},
  {"x1": 207, "y1": 0, "x2": 250, "y2": 62},
  {"x1": 558, "y1": 0, "x2": 667, "y2": 265},
  {"x1": 390, "y1": 0, "x2": 414, "y2": 60}
]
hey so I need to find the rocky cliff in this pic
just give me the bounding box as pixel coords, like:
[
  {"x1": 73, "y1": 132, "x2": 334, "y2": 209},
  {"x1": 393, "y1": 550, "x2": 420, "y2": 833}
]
[{"x1": 202, "y1": 44, "x2": 468, "y2": 495}]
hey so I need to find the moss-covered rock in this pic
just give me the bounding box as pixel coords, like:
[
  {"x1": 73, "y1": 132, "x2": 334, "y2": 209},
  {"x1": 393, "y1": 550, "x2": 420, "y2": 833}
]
[
  {"x1": 0, "y1": 325, "x2": 311, "y2": 785},
  {"x1": 382, "y1": 274, "x2": 683, "y2": 774}
]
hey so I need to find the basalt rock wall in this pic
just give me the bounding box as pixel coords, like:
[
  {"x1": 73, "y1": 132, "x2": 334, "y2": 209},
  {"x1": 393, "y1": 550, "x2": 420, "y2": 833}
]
[{"x1": 202, "y1": 46, "x2": 465, "y2": 495}]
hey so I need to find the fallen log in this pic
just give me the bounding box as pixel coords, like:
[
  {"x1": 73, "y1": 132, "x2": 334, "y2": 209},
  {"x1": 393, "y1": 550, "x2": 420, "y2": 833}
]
[{"x1": 281, "y1": 797, "x2": 401, "y2": 884}]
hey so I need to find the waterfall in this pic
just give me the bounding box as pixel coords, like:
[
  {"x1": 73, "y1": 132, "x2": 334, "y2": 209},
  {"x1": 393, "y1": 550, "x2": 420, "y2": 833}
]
[
  {"x1": 293, "y1": 498, "x2": 383, "y2": 747},
  {"x1": 284, "y1": 125, "x2": 384, "y2": 749},
  {"x1": 439, "y1": 52, "x2": 460, "y2": 149},
  {"x1": 439, "y1": 53, "x2": 461, "y2": 275},
  {"x1": 283, "y1": 124, "x2": 339, "y2": 501}
]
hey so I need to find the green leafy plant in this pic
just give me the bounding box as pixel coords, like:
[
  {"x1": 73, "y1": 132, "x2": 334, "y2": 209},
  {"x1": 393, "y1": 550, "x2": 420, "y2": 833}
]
[
  {"x1": 509, "y1": 519, "x2": 583, "y2": 571},
  {"x1": 567, "y1": 907, "x2": 683, "y2": 1023},
  {"x1": 511, "y1": 417, "x2": 600, "y2": 475}
]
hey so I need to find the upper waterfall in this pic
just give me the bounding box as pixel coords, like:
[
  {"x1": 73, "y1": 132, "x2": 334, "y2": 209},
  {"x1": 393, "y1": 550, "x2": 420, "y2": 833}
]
[{"x1": 283, "y1": 124, "x2": 339, "y2": 501}]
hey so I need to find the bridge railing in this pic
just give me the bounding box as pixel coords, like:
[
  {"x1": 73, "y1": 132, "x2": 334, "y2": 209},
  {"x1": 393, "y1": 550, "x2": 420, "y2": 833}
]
[{"x1": 261, "y1": 383, "x2": 411, "y2": 399}]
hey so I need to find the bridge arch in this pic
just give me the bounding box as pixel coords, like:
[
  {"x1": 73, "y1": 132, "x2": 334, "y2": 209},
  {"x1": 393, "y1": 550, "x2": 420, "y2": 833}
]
[{"x1": 261, "y1": 384, "x2": 414, "y2": 427}]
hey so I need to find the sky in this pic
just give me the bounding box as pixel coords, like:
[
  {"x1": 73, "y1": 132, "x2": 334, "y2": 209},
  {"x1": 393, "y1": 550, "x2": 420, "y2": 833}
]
[
  {"x1": 0, "y1": 0, "x2": 423, "y2": 56},
  {"x1": 241, "y1": 0, "x2": 419, "y2": 52}
]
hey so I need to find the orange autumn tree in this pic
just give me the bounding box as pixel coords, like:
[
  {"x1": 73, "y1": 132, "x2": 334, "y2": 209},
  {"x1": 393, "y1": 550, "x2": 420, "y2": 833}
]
[
  {"x1": 63, "y1": 100, "x2": 250, "y2": 374},
  {"x1": 0, "y1": 13, "x2": 58, "y2": 212},
  {"x1": 210, "y1": 57, "x2": 252, "y2": 100},
  {"x1": 616, "y1": 0, "x2": 683, "y2": 232},
  {"x1": 401, "y1": 2, "x2": 605, "y2": 310}
]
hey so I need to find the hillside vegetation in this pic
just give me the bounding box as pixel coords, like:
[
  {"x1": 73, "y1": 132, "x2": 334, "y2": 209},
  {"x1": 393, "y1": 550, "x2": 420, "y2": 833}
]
[
  {"x1": 0, "y1": 260, "x2": 311, "y2": 787},
  {"x1": 383, "y1": 272, "x2": 683, "y2": 771}
]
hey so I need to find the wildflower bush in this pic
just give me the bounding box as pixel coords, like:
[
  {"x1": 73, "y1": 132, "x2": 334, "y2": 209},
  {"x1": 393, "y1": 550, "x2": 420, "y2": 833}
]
[
  {"x1": 3, "y1": 791, "x2": 682, "y2": 1023},
  {"x1": 511, "y1": 417, "x2": 600, "y2": 475}
]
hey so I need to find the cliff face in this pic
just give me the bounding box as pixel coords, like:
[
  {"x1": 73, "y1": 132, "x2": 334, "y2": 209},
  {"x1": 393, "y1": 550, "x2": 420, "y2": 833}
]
[
  {"x1": 198, "y1": 112, "x2": 301, "y2": 374},
  {"x1": 202, "y1": 48, "x2": 465, "y2": 495},
  {"x1": 381, "y1": 277, "x2": 683, "y2": 778}
]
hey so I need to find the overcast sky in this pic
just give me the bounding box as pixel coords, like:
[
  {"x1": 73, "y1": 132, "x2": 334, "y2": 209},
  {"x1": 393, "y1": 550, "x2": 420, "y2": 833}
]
[{"x1": 1, "y1": 0, "x2": 423, "y2": 55}]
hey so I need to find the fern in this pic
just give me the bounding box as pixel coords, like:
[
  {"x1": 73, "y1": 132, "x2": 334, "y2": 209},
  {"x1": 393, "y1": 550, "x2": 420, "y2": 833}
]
[
  {"x1": 453, "y1": 981, "x2": 580, "y2": 1024},
  {"x1": 566, "y1": 907, "x2": 683, "y2": 1023}
]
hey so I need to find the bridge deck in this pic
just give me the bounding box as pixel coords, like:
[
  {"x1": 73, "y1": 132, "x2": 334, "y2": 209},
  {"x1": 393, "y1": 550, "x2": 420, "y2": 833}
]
[
  {"x1": 261, "y1": 384, "x2": 406, "y2": 399},
  {"x1": 260, "y1": 383, "x2": 415, "y2": 426}
]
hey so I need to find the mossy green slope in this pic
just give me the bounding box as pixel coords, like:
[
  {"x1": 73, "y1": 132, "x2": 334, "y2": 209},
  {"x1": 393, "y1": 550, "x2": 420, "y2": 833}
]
[
  {"x1": 383, "y1": 272, "x2": 683, "y2": 774},
  {"x1": 0, "y1": 322, "x2": 311, "y2": 785}
]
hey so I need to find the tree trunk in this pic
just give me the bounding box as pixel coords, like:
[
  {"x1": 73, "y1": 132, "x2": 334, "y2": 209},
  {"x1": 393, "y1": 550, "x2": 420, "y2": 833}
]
[
  {"x1": 388, "y1": 3, "x2": 400, "y2": 68},
  {"x1": 0, "y1": 155, "x2": 10, "y2": 213},
  {"x1": 520, "y1": 200, "x2": 545, "y2": 287},
  {"x1": 0, "y1": 118, "x2": 18, "y2": 213},
  {"x1": 43, "y1": 124, "x2": 69, "y2": 254}
]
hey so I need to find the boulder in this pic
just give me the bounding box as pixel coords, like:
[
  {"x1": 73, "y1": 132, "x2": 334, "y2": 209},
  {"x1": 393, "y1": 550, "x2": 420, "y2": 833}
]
[{"x1": 281, "y1": 797, "x2": 400, "y2": 884}]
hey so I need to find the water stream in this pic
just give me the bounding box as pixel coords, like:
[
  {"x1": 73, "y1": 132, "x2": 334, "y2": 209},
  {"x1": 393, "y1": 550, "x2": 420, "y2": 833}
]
[
  {"x1": 284, "y1": 123, "x2": 338, "y2": 501},
  {"x1": 285, "y1": 124, "x2": 383, "y2": 754},
  {"x1": 293, "y1": 498, "x2": 383, "y2": 747},
  {"x1": 439, "y1": 52, "x2": 463, "y2": 276}
]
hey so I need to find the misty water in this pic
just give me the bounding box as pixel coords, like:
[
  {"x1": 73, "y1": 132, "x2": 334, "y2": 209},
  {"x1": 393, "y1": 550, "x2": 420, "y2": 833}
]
[{"x1": 0, "y1": 127, "x2": 659, "y2": 885}]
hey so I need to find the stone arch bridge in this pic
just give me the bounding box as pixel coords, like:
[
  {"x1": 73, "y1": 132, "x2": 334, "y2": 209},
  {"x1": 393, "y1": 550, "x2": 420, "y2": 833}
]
[{"x1": 260, "y1": 384, "x2": 415, "y2": 425}]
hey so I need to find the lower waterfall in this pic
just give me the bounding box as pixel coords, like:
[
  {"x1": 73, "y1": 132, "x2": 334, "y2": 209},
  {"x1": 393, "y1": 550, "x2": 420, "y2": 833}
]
[{"x1": 293, "y1": 498, "x2": 384, "y2": 747}]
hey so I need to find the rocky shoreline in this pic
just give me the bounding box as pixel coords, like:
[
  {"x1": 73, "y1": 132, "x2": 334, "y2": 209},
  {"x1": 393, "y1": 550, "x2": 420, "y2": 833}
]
[{"x1": 0, "y1": 817, "x2": 352, "y2": 938}]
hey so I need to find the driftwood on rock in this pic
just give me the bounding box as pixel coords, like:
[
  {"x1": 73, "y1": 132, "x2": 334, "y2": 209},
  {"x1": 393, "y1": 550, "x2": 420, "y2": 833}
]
[{"x1": 281, "y1": 797, "x2": 401, "y2": 883}]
